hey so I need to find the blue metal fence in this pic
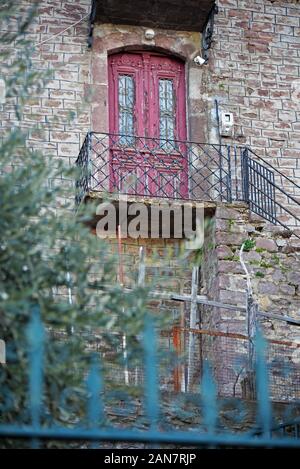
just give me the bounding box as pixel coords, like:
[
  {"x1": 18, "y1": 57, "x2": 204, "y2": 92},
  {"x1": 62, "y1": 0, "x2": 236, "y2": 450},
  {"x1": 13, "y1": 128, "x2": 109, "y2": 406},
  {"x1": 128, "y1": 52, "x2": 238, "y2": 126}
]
[{"x1": 0, "y1": 306, "x2": 300, "y2": 448}]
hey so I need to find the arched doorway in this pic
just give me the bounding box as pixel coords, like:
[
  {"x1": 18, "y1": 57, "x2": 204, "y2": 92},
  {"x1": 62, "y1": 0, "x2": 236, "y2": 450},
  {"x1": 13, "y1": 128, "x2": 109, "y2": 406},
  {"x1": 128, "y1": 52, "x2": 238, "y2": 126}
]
[{"x1": 108, "y1": 51, "x2": 188, "y2": 198}]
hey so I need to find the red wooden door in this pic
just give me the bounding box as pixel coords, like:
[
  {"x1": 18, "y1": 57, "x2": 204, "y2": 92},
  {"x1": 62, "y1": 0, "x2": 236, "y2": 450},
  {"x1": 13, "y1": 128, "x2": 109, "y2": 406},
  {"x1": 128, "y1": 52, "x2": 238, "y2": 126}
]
[{"x1": 108, "y1": 52, "x2": 187, "y2": 198}]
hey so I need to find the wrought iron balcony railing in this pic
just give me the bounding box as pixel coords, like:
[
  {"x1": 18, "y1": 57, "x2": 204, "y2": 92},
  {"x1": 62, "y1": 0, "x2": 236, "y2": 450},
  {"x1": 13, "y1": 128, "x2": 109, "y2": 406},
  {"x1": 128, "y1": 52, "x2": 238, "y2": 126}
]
[
  {"x1": 75, "y1": 132, "x2": 300, "y2": 236},
  {"x1": 75, "y1": 132, "x2": 234, "y2": 204}
]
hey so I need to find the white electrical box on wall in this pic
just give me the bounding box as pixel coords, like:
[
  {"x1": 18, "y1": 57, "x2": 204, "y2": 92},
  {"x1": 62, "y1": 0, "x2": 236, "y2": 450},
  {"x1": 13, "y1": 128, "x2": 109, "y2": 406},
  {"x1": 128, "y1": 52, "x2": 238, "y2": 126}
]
[{"x1": 220, "y1": 111, "x2": 234, "y2": 137}]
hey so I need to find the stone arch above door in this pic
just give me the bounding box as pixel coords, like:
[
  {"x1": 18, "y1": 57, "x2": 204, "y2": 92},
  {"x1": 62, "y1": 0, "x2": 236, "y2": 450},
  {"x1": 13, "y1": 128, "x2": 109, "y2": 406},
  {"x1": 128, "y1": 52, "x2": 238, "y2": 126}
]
[{"x1": 90, "y1": 23, "x2": 208, "y2": 143}]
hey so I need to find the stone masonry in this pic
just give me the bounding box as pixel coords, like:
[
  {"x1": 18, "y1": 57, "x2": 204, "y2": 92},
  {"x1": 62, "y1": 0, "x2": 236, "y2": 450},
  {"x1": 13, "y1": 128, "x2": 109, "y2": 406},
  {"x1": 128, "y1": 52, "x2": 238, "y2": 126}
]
[
  {"x1": 1, "y1": 1, "x2": 300, "y2": 182},
  {"x1": 0, "y1": 1, "x2": 300, "y2": 358},
  {"x1": 202, "y1": 203, "x2": 300, "y2": 343},
  {"x1": 209, "y1": 0, "x2": 300, "y2": 186},
  {"x1": 0, "y1": 0, "x2": 92, "y2": 187}
]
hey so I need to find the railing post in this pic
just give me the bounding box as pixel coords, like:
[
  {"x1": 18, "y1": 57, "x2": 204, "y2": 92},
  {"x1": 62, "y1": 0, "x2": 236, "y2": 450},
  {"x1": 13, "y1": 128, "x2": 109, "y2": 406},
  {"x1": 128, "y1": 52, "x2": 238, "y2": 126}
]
[
  {"x1": 227, "y1": 145, "x2": 232, "y2": 203},
  {"x1": 218, "y1": 145, "x2": 223, "y2": 201},
  {"x1": 75, "y1": 132, "x2": 93, "y2": 206},
  {"x1": 86, "y1": 132, "x2": 92, "y2": 192},
  {"x1": 241, "y1": 147, "x2": 250, "y2": 204}
]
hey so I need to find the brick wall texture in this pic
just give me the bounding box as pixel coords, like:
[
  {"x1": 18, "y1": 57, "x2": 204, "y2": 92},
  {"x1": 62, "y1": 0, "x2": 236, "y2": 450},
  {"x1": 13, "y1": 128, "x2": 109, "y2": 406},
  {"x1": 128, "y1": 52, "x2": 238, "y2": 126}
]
[
  {"x1": 1, "y1": 0, "x2": 300, "y2": 345},
  {"x1": 205, "y1": 204, "x2": 300, "y2": 342},
  {"x1": 210, "y1": 0, "x2": 300, "y2": 183},
  {"x1": 0, "y1": 0, "x2": 92, "y2": 175},
  {"x1": 1, "y1": 1, "x2": 299, "y2": 178},
  {"x1": 1, "y1": 0, "x2": 300, "y2": 182}
]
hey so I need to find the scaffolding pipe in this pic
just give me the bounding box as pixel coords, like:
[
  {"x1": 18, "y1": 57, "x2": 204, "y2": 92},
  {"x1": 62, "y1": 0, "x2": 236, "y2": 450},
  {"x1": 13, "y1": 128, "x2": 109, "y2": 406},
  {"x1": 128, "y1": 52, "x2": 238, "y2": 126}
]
[
  {"x1": 187, "y1": 266, "x2": 199, "y2": 392},
  {"x1": 118, "y1": 224, "x2": 129, "y2": 385}
]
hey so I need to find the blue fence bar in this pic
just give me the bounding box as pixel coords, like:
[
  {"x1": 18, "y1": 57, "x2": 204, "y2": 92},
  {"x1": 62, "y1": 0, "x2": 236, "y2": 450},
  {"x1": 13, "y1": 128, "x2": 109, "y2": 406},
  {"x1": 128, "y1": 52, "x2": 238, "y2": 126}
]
[
  {"x1": 201, "y1": 362, "x2": 217, "y2": 435},
  {"x1": 26, "y1": 306, "x2": 44, "y2": 449}
]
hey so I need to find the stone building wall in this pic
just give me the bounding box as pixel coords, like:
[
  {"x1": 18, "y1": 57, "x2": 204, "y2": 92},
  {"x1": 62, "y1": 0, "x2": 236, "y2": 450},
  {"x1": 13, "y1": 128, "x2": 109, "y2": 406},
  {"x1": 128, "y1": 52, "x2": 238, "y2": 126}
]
[
  {"x1": 209, "y1": 0, "x2": 300, "y2": 185},
  {"x1": 1, "y1": 0, "x2": 299, "y2": 344},
  {"x1": 202, "y1": 203, "x2": 300, "y2": 343},
  {"x1": 0, "y1": 0, "x2": 92, "y2": 187},
  {"x1": 1, "y1": 1, "x2": 300, "y2": 182}
]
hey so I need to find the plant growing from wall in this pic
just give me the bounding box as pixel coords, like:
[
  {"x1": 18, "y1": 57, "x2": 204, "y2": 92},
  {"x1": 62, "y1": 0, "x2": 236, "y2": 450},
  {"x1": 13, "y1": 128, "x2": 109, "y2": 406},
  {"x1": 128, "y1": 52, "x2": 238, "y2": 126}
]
[{"x1": 242, "y1": 239, "x2": 256, "y2": 252}]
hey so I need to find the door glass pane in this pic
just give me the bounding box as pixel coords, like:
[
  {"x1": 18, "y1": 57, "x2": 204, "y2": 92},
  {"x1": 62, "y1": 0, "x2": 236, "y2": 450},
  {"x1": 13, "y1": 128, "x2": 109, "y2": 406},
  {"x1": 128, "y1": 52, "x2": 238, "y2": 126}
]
[
  {"x1": 159, "y1": 79, "x2": 176, "y2": 150},
  {"x1": 118, "y1": 75, "x2": 135, "y2": 145}
]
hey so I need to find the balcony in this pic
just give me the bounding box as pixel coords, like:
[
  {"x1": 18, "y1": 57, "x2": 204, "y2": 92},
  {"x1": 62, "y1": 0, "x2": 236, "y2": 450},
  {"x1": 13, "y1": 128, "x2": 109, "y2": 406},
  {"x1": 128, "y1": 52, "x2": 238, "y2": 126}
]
[
  {"x1": 75, "y1": 132, "x2": 237, "y2": 207},
  {"x1": 75, "y1": 132, "x2": 300, "y2": 237},
  {"x1": 91, "y1": 0, "x2": 216, "y2": 32}
]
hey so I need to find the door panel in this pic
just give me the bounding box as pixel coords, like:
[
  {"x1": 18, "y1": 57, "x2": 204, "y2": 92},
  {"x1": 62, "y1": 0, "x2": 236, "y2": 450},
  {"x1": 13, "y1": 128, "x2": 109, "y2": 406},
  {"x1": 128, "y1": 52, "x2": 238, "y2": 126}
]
[
  {"x1": 148, "y1": 54, "x2": 186, "y2": 142},
  {"x1": 108, "y1": 52, "x2": 187, "y2": 198}
]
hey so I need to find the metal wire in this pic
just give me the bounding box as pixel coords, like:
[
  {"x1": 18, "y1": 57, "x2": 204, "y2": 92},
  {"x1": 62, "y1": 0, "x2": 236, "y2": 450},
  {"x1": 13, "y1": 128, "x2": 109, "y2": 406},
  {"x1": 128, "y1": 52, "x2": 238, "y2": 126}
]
[{"x1": 49, "y1": 327, "x2": 300, "y2": 402}]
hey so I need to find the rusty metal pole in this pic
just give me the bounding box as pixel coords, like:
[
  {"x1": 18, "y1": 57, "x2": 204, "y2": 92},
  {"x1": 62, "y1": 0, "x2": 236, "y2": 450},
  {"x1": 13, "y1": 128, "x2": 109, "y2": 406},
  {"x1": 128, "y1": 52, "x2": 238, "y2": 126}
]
[
  {"x1": 173, "y1": 326, "x2": 181, "y2": 393},
  {"x1": 187, "y1": 266, "x2": 199, "y2": 393}
]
